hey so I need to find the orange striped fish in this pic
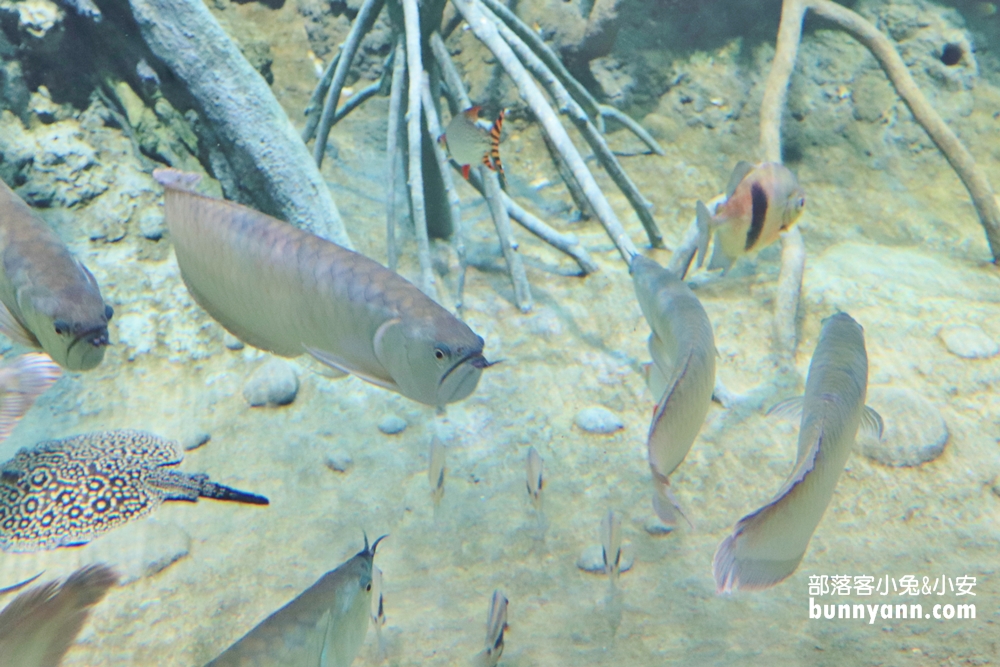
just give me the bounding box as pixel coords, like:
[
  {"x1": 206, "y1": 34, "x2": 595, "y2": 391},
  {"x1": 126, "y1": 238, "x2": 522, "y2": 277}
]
[{"x1": 439, "y1": 106, "x2": 506, "y2": 187}]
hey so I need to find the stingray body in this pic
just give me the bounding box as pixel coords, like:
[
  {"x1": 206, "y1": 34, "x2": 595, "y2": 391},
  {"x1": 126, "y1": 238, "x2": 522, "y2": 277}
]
[{"x1": 0, "y1": 430, "x2": 268, "y2": 552}]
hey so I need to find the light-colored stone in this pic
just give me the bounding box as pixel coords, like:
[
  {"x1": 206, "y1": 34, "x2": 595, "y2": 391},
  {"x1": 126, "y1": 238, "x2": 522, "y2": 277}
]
[
  {"x1": 860, "y1": 387, "x2": 948, "y2": 467},
  {"x1": 574, "y1": 406, "x2": 624, "y2": 434},
  {"x1": 938, "y1": 325, "x2": 999, "y2": 359},
  {"x1": 243, "y1": 359, "x2": 299, "y2": 407}
]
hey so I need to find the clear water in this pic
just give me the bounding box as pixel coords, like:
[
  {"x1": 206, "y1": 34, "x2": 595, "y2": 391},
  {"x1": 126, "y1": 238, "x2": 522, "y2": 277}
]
[{"x1": 0, "y1": 0, "x2": 998, "y2": 665}]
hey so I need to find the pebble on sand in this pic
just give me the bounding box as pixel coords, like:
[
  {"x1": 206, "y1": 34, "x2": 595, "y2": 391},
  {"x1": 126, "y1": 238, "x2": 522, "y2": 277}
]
[
  {"x1": 378, "y1": 415, "x2": 407, "y2": 435},
  {"x1": 181, "y1": 430, "x2": 211, "y2": 451},
  {"x1": 243, "y1": 359, "x2": 299, "y2": 407},
  {"x1": 938, "y1": 325, "x2": 999, "y2": 359},
  {"x1": 324, "y1": 451, "x2": 354, "y2": 473},
  {"x1": 574, "y1": 407, "x2": 624, "y2": 434},
  {"x1": 576, "y1": 543, "x2": 634, "y2": 574},
  {"x1": 860, "y1": 387, "x2": 948, "y2": 467}
]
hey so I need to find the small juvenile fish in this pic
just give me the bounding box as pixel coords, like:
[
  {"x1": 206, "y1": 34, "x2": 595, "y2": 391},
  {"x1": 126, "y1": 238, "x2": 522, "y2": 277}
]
[
  {"x1": 154, "y1": 168, "x2": 491, "y2": 408},
  {"x1": 0, "y1": 353, "x2": 61, "y2": 444},
  {"x1": 601, "y1": 510, "x2": 622, "y2": 581},
  {"x1": 207, "y1": 535, "x2": 386, "y2": 667},
  {"x1": 0, "y1": 179, "x2": 113, "y2": 371},
  {"x1": 439, "y1": 106, "x2": 506, "y2": 186},
  {"x1": 525, "y1": 446, "x2": 543, "y2": 511},
  {"x1": 472, "y1": 589, "x2": 508, "y2": 667},
  {"x1": 429, "y1": 439, "x2": 446, "y2": 507},
  {"x1": 631, "y1": 255, "x2": 716, "y2": 526},
  {"x1": 0, "y1": 563, "x2": 118, "y2": 667},
  {"x1": 0, "y1": 430, "x2": 268, "y2": 552},
  {"x1": 695, "y1": 161, "x2": 805, "y2": 274},
  {"x1": 713, "y1": 313, "x2": 883, "y2": 592}
]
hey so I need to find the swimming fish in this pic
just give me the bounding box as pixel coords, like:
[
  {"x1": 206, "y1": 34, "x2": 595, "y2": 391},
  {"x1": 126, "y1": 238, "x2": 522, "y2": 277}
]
[
  {"x1": 631, "y1": 255, "x2": 716, "y2": 526},
  {"x1": 713, "y1": 313, "x2": 883, "y2": 592},
  {"x1": 0, "y1": 563, "x2": 117, "y2": 667},
  {"x1": 472, "y1": 589, "x2": 508, "y2": 667},
  {"x1": 525, "y1": 446, "x2": 543, "y2": 511},
  {"x1": 0, "y1": 352, "x2": 62, "y2": 443},
  {"x1": 206, "y1": 535, "x2": 386, "y2": 667},
  {"x1": 600, "y1": 510, "x2": 622, "y2": 581},
  {"x1": 695, "y1": 161, "x2": 805, "y2": 274},
  {"x1": 429, "y1": 438, "x2": 446, "y2": 508},
  {"x1": 438, "y1": 106, "x2": 506, "y2": 186},
  {"x1": 0, "y1": 429, "x2": 269, "y2": 552},
  {"x1": 153, "y1": 168, "x2": 491, "y2": 408},
  {"x1": 0, "y1": 179, "x2": 113, "y2": 370}
]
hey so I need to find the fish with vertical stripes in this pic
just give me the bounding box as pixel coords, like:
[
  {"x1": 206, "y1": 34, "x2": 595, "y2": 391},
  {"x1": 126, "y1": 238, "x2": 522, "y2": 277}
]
[
  {"x1": 695, "y1": 162, "x2": 805, "y2": 274},
  {"x1": 439, "y1": 106, "x2": 506, "y2": 187},
  {"x1": 713, "y1": 313, "x2": 883, "y2": 592}
]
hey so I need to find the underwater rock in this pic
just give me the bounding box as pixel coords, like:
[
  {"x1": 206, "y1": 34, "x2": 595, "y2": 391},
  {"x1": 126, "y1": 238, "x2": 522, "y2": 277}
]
[
  {"x1": 574, "y1": 406, "x2": 623, "y2": 434},
  {"x1": 181, "y1": 430, "x2": 211, "y2": 451},
  {"x1": 576, "y1": 543, "x2": 634, "y2": 574},
  {"x1": 938, "y1": 324, "x2": 999, "y2": 359},
  {"x1": 223, "y1": 332, "x2": 245, "y2": 351},
  {"x1": 860, "y1": 387, "x2": 948, "y2": 467},
  {"x1": 324, "y1": 451, "x2": 353, "y2": 473},
  {"x1": 137, "y1": 207, "x2": 166, "y2": 240},
  {"x1": 643, "y1": 516, "x2": 674, "y2": 536},
  {"x1": 243, "y1": 359, "x2": 299, "y2": 407},
  {"x1": 378, "y1": 415, "x2": 407, "y2": 435}
]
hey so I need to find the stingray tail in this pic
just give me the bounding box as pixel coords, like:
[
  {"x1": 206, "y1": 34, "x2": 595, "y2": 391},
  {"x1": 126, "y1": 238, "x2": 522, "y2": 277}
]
[{"x1": 199, "y1": 479, "x2": 270, "y2": 505}]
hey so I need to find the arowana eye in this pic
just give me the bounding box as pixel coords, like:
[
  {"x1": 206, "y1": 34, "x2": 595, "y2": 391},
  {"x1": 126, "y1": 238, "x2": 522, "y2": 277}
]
[{"x1": 434, "y1": 348, "x2": 445, "y2": 360}]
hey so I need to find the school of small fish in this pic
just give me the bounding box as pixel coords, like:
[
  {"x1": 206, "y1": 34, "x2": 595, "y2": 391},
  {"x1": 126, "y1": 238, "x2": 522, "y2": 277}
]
[{"x1": 0, "y1": 54, "x2": 955, "y2": 664}]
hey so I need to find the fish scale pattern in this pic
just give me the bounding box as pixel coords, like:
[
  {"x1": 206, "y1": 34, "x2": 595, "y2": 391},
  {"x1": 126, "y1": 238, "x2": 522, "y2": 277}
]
[{"x1": 1, "y1": 430, "x2": 183, "y2": 552}]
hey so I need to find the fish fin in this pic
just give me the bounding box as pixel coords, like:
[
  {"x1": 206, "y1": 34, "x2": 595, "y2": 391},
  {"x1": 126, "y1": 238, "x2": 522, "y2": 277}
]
[
  {"x1": 706, "y1": 239, "x2": 734, "y2": 274},
  {"x1": 487, "y1": 109, "x2": 506, "y2": 188},
  {"x1": 745, "y1": 182, "x2": 768, "y2": 251},
  {"x1": 651, "y1": 476, "x2": 694, "y2": 529},
  {"x1": 766, "y1": 396, "x2": 804, "y2": 422},
  {"x1": 461, "y1": 164, "x2": 471, "y2": 181},
  {"x1": 694, "y1": 200, "x2": 713, "y2": 269},
  {"x1": 304, "y1": 344, "x2": 401, "y2": 392},
  {"x1": 0, "y1": 572, "x2": 43, "y2": 597},
  {"x1": 152, "y1": 167, "x2": 202, "y2": 192},
  {"x1": 463, "y1": 105, "x2": 483, "y2": 120},
  {"x1": 0, "y1": 353, "x2": 61, "y2": 443},
  {"x1": 0, "y1": 301, "x2": 39, "y2": 349},
  {"x1": 725, "y1": 161, "x2": 755, "y2": 199},
  {"x1": 860, "y1": 406, "x2": 884, "y2": 440},
  {"x1": 76, "y1": 259, "x2": 101, "y2": 292},
  {"x1": 0, "y1": 564, "x2": 117, "y2": 667}
]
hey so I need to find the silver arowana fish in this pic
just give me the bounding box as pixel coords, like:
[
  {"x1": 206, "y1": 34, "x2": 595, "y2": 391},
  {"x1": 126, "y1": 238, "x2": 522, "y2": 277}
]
[
  {"x1": 695, "y1": 161, "x2": 805, "y2": 274},
  {"x1": 206, "y1": 536, "x2": 385, "y2": 667},
  {"x1": 153, "y1": 168, "x2": 490, "y2": 407},
  {"x1": 713, "y1": 313, "x2": 883, "y2": 593},
  {"x1": 0, "y1": 179, "x2": 113, "y2": 371},
  {"x1": 0, "y1": 563, "x2": 118, "y2": 667},
  {"x1": 631, "y1": 255, "x2": 716, "y2": 526}
]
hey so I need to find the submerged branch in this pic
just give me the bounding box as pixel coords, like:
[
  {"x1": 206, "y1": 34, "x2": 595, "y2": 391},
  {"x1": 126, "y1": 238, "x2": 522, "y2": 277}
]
[
  {"x1": 403, "y1": 0, "x2": 437, "y2": 297},
  {"x1": 466, "y1": 167, "x2": 599, "y2": 274},
  {"x1": 430, "y1": 31, "x2": 472, "y2": 111},
  {"x1": 808, "y1": 0, "x2": 1000, "y2": 262},
  {"x1": 452, "y1": 0, "x2": 637, "y2": 262},
  {"x1": 480, "y1": 165, "x2": 533, "y2": 312},
  {"x1": 386, "y1": 34, "x2": 406, "y2": 271},
  {"x1": 313, "y1": 0, "x2": 387, "y2": 167},
  {"x1": 420, "y1": 71, "x2": 469, "y2": 310},
  {"x1": 485, "y1": 5, "x2": 663, "y2": 249}
]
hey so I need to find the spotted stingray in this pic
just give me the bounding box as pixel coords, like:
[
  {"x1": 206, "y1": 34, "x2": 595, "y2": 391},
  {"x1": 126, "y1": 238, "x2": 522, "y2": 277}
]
[{"x1": 0, "y1": 429, "x2": 268, "y2": 552}]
